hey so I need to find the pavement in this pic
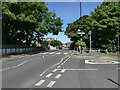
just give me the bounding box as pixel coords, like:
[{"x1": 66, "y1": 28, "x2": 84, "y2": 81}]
[{"x1": 1, "y1": 49, "x2": 120, "y2": 89}]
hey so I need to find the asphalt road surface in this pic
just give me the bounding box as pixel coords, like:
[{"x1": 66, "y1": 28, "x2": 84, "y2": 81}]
[{"x1": 1, "y1": 49, "x2": 120, "y2": 88}]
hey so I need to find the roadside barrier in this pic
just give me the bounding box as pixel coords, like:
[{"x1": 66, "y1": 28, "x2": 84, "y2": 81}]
[{"x1": 1, "y1": 45, "x2": 45, "y2": 56}]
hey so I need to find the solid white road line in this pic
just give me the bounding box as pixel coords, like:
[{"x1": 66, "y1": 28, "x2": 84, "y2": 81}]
[
  {"x1": 47, "y1": 81, "x2": 56, "y2": 88},
  {"x1": 55, "y1": 74, "x2": 62, "y2": 79},
  {"x1": 61, "y1": 69, "x2": 66, "y2": 73},
  {"x1": 58, "y1": 69, "x2": 98, "y2": 71},
  {"x1": 35, "y1": 80, "x2": 45, "y2": 86},
  {"x1": 52, "y1": 69, "x2": 58, "y2": 72},
  {"x1": 46, "y1": 73, "x2": 53, "y2": 78}
]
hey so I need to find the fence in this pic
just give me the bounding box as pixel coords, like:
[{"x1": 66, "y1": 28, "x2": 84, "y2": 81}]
[
  {"x1": 72, "y1": 48, "x2": 109, "y2": 57},
  {"x1": 0, "y1": 45, "x2": 45, "y2": 56}
]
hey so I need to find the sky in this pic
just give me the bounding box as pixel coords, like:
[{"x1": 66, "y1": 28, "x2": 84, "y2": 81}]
[{"x1": 44, "y1": 2, "x2": 103, "y2": 43}]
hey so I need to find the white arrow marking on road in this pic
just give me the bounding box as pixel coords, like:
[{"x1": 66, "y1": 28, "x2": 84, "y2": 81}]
[
  {"x1": 47, "y1": 81, "x2": 56, "y2": 88},
  {"x1": 55, "y1": 74, "x2": 62, "y2": 79},
  {"x1": 35, "y1": 80, "x2": 45, "y2": 86},
  {"x1": 46, "y1": 73, "x2": 53, "y2": 78}
]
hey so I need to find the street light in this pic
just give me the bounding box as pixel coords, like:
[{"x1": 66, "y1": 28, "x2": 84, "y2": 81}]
[
  {"x1": 88, "y1": 30, "x2": 92, "y2": 55},
  {"x1": 77, "y1": 29, "x2": 85, "y2": 54}
]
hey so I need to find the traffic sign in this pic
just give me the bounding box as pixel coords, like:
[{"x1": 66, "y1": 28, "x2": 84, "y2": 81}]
[{"x1": 77, "y1": 32, "x2": 85, "y2": 35}]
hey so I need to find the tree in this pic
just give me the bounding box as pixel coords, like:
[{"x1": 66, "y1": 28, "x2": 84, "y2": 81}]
[
  {"x1": 2, "y1": 2, "x2": 63, "y2": 46},
  {"x1": 65, "y1": 15, "x2": 91, "y2": 49},
  {"x1": 50, "y1": 40, "x2": 62, "y2": 47},
  {"x1": 65, "y1": 2, "x2": 120, "y2": 52},
  {"x1": 91, "y1": 2, "x2": 120, "y2": 52}
]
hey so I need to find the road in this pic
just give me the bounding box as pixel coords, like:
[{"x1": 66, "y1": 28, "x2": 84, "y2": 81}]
[{"x1": 1, "y1": 49, "x2": 120, "y2": 89}]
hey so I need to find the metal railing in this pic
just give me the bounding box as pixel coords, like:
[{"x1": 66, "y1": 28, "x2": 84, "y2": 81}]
[{"x1": 1, "y1": 45, "x2": 45, "y2": 56}]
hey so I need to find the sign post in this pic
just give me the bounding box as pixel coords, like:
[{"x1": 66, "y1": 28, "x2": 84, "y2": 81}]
[
  {"x1": 88, "y1": 31, "x2": 92, "y2": 55},
  {"x1": 77, "y1": 29, "x2": 85, "y2": 54}
]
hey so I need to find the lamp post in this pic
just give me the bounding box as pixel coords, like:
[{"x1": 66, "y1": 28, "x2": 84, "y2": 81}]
[
  {"x1": 77, "y1": 29, "x2": 85, "y2": 54},
  {"x1": 88, "y1": 31, "x2": 92, "y2": 55}
]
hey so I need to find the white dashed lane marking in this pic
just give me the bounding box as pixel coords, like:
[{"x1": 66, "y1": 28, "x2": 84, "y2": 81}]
[
  {"x1": 35, "y1": 80, "x2": 45, "y2": 86},
  {"x1": 56, "y1": 52, "x2": 61, "y2": 54},
  {"x1": 57, "y1": 65, "x2": 61, "y2": 68},
  {"x1": 61, "y1": 69, "x2": 66, "y2": 73},
  {"x1": 55, "y1": 74, "x2": 62, "y2": 79},
  {"x1": 46, "y1": 73, "x2": 53, "y2": 78},
  {"x1": 64, "y1": 53, "x2": 68, "y2": 55},
  {"x1": 61, "y1": 63, "x2": 64, "y2": 65},
  {"x1": 42, "y1": 52, "x2": 48, "y2": 54},
  {"x1": 47, "y1": 81, "x2": 56, "y2": 88},
  {"x1": 52, "y1": 69, "x2": 58, "y2": 72},
  {"x1": 49, "y1": 52, "x2": 55, "y2": 54}
]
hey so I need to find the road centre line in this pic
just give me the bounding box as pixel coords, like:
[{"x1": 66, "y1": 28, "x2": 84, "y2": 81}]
[
  {"x1": 35, "y1": 80, "x2": 45, "y2": 86},
  {"x1": 17, "y1": 61, "x2": 28, "y2": 66},
  {"x1": 47, "y1": 81, "x2": 56, "y2": 88},
  {"x1": 55, "y1": 74, "x2": 62, "y2": 79},
  {"x1": 40, "y1": 55, "x2": 70, "y2": 77},
  {"x1": 46, "y1": 73, "x2": 53, "y2": 78}
]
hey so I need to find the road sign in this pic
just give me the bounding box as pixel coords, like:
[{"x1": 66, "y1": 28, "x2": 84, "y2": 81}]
[{"x1": 77, "y1": 32, "x2": 85, "y2": 35}]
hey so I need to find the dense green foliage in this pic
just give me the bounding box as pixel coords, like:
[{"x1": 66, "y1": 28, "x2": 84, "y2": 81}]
[
  {"x1": 65, "y1": 2, "x2": 120, "y2": 52},
  {"x1": 50, "y1": 39, "x2": 62, "y2": 47},
  {"x1": 2, "y1": 2, "x2": 63, "y2": 46}
]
